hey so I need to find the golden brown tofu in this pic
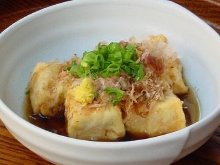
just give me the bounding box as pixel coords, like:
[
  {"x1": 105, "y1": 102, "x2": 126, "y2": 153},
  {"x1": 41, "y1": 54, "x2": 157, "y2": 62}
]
[
  {"x1": 65, "y1": 88, "x2": 125, "y2": 141},
  {"x1": 162, "y1": 58, "x2": 188, "y2": 94},
  {"x1": 124, "y1": 94, "x2": 186, "y2": 138},
  {"x1": 29, "y1": 62, "x2": 68, "y2": 117},
  {"x1": 146, "y1": 35, "x2": 188, "y2": 94}
]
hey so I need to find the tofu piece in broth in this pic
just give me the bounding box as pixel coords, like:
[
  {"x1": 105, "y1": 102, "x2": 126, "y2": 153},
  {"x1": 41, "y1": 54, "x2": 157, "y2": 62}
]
[
  {"x1": 124, "y1": 94, "x2": 186, "y2": 138},
  {"x1": 29, "y1": 62, "x2": 69, "y2": 117},
  {"x1": 65, "y1": 80, "x2": 125, "y2": 141}
]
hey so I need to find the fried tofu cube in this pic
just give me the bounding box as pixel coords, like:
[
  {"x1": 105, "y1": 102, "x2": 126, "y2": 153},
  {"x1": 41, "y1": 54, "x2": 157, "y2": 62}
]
[
  {"x1": 65, "y1": 89, "x2": 125, "y2": 141},
  {"x1": 29, "y1": 62, "x2": 67, "y2": 117},
  {"x1": 147, "y1": 35, "x2": 188, "y2": 94},
  {"x1": 124, "y1": 94, "x2": 186, "y2": 138},
  {"x1": 163, "y1": 58, "x2": 188, "y2": 94}
]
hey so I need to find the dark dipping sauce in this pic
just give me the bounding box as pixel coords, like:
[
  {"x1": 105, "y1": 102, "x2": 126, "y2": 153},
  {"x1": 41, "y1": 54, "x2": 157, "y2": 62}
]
[{"x1": 24, "y1": 89, "x2": 200, "y2": 141}]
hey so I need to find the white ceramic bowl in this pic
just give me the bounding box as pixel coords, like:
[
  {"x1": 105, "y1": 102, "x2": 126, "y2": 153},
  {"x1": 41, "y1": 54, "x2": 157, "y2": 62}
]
[{"x1": 0, "y1": 0, "x2": 220, "y2": 165}]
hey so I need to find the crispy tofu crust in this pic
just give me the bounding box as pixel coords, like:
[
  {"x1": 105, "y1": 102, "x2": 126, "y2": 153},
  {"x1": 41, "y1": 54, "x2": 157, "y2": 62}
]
[
  {"x1": 65, "y1": 89, "x2": 125, "y2": 141},
  {"x1": 163, "y1": 58, "x2": 188, "y2": 94},
  {"x1": 124, "y1": 94, "x2": 186, "y2": 138},
  {"x1": 29, "y1": 62, "x2": 67, "y2": 116}
]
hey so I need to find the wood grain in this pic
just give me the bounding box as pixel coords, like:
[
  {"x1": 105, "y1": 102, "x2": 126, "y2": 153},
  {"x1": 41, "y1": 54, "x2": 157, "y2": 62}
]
[
  {"x1": 0, "y1": 0, "x2": 220, "y2": 165},
  {"x1": 173, "y1": 0, "x2": 220, "y2": 33}
]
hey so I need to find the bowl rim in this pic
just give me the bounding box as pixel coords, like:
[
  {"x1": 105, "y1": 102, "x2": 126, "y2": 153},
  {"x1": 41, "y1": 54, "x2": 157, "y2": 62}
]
[{"x1": 0, "y1": 0, "x2": 220, "y2": 147}]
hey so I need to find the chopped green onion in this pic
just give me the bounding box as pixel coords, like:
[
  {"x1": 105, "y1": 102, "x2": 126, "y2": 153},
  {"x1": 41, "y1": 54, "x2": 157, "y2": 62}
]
[
  {"x1": 135, "y1": 64, "x2": 145, "y2": 80},
  {"x1": 104, "y1": 87, "x2": 124, "y2": 105},
  {"x1": 69, "y1": 61, "x2": 79, "y2": 75},
  {"x1": 108, "y1": 42, "x2": 121, "y2": 53},
  {"x1": 67, "y1": 41, "x2": 145, "y2": 80},
  {"x1": 108, "y1": 51, "x2": 122, "y2": 64},
  {"x1": 69, "y1": 60, "x2": 89, "y2": 78},
  {"x1": 101, "y1": 63, "x2": 120, "y2": 77}
]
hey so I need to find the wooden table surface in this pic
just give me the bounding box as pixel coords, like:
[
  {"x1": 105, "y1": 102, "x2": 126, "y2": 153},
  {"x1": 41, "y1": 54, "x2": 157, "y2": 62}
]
[{"x1": 0, "y1": 0, "x2": 220, "y2": 164}]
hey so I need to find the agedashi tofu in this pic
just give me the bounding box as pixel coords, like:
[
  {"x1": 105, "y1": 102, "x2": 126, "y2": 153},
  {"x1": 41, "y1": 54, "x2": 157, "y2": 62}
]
[
  {"x1": 146, "y1": 34, "x2": 188, "y2": 95},
  {"x1": 162, "y1": 58, "x2": 188, "y2": 94},
  {"x1": 124, "y1": 94, "x2": 186, "y2": 138},
  {"x1": 64, "y1": 78, "x2": 124, "y2": 140},
  {"x1": 29, "y1": 62, "x2": 66, "y2": 117},
  {"x1": 65, "y1": 89, "x2": 125, "y2": 141},
  {"x1": 26, "y1": 35, "x2": 198, "y2": 141}
]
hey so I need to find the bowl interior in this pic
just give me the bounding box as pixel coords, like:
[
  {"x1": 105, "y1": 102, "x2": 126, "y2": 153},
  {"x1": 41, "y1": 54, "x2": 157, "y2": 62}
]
[{"x1": 0, "y1": 0, "x2": 220, "y2": 122}]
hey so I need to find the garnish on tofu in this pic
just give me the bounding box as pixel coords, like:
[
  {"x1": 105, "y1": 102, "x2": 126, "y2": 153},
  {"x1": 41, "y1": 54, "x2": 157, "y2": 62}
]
[
  {"x1": 104, "y1": 87, "x2": 124, "y2": 106},
  {"x1": 67, "y1": 42, "x2": 145, "y2": 81},
  {"x1": 71, "y1": 78, "x2": 96, "y2": 105}
]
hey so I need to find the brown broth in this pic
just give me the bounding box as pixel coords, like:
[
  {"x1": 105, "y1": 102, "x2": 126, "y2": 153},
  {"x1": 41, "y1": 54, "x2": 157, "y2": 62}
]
[
  {"x1": 24, "y1": 97, "x2": 67, "y2": 136},
  {"x1": 24, "y1": 88, "x2": 200, "y2": 140},
  {"x1": 178, "y1": 89, "x2": 200, "y2": 126}
]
